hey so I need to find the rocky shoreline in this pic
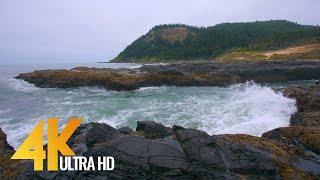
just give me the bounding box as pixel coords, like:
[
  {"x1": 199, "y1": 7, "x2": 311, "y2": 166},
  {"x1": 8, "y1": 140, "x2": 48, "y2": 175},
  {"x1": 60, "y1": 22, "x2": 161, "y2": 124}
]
[
  {"x1": 16, "y1": 60, "x2": 320, "y2": 91},
  {"x1": 1, "y1": 83, "x2": 320, "y2": 179}
]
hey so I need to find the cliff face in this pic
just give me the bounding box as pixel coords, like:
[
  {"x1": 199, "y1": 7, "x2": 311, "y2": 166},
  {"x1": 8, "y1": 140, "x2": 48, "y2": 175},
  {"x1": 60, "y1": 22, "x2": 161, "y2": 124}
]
[
  {"x1": 112, "y1": 20, "x2": 320, "y2": 62},
  {"x1": 1, "y1": 84, "x2": 320, "y2": 179}
]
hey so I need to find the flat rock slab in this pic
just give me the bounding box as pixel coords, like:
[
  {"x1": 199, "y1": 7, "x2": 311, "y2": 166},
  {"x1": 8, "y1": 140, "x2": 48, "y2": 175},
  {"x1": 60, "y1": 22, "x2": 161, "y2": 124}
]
[{"x1": 16, "y1": 60, "x2": 320, "y2": 91}]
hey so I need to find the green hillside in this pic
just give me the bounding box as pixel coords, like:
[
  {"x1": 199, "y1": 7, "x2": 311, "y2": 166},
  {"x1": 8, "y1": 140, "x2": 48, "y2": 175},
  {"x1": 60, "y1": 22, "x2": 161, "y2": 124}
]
[{"x1": 112, "y1": 20, "x2": 320, "y2": 62}]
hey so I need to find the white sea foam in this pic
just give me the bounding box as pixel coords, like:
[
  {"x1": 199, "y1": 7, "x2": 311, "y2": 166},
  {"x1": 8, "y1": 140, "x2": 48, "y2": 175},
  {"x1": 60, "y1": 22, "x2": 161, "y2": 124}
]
[
  {"x1": 1, "y1": 81, "x2": 297, "y2": 148},
  {"x1": 0, "y1": 109, "x2": 11, "y2": 115},
  {"x1": 71, "y1": 87, "x2": 116, "y2": 96},
  {"x1": 136, "y1": 86, "x2": 166, "y2": 92},
  {"x1": 1, "y1": 118, "x2": 40, "y2": 148},
  {"x1": 205, "y1": 82, "x2": 297, "y2": 136},
  {"x1": 108, "y1": 82, "x2": 297, "y2": 137},
  {"x1": 7, "y1": 78, "x2": 40, "y2": 92},
  {"x1": 49, "y1": 100, "x2": 95, "y2": 106}
]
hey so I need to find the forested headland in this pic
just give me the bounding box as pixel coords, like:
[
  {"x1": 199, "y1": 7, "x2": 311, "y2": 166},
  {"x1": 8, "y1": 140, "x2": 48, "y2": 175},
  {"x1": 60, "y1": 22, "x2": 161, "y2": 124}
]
[{"x1": 112, "y1": 20, "x2": 320, "y2": 62}]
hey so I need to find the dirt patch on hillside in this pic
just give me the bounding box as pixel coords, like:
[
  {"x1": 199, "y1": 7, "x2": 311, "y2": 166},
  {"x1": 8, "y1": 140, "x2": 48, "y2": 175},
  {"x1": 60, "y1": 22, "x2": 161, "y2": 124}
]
[
  {"x1": 217, "y1": 42, "x2": 320, "y2": 61},
  {"x1": 159, "y1": 27, "x2": 189, "y2": 42},
  {"x1": 145, "y1": 27, "x2": 192, "y2": 43},
  {"x1": 264, "y1": 43, "x2": 320, "y2": 58}
]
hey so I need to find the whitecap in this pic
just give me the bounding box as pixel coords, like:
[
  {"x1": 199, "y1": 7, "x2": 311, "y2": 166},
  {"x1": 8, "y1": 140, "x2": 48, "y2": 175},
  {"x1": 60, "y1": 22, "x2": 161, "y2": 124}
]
[
  {"x1": 2, "y1": 81, "x2": 298, "y2": 148},
  {"x1": 136, "y1": 86, "x2": 166, "y2": 92},
  {"x1": 194, "y1": 82, "x2": 297, "y2": 136},
  {"x1": 7, "y1": 78, "x2": 40, "y2": 92}
]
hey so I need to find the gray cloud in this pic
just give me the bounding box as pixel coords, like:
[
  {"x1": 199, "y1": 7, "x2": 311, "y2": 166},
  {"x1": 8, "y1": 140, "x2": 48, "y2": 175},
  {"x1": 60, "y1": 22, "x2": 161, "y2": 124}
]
[{"x1": 0, "y1": 0, "x2": 319, "y2": 64}]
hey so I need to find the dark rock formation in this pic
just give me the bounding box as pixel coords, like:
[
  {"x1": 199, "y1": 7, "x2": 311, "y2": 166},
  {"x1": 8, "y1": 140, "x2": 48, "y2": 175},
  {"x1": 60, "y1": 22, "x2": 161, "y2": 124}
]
[
  {"x1": 16, "y1": 60, "x2": 320, "y2": 91},
  {"x1": 0, "y1": 128, "x2": 14, "y2": 156},
  {"x1": 136, "y1": 121, "x2": 172, "y2": 139},
  {"x1": 284, "y1": 84, "x2": 320, "y2": 128},
  {"x1": 173, "y1": 127, "x2": 283, "y2": 179},
  {"x1": 262, "y1": 127, "x2": 320, "y2": 176},
  {"x1": 68, "y1": 122, "x2": 123, "y2": 155},
  {"x1": 2, "y1": 119, "x2": 320, "y2": 179},
  {"x1": 87, "y1": 135, "x2": 190, "y2": 179},
  {"x1": 0, "y1": 128, "x2": 35, "y2": 180},
  {"x1": 118, "y1": 126, "x2": 134, "y2": 135}
]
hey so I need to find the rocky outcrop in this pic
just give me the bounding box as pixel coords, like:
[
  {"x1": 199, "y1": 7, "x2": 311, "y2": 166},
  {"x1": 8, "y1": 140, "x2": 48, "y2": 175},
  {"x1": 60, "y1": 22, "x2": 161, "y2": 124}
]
[
  {"x1": 16, "y1": 60, "x2": 320, "y2": 91},
  {"x1": 284, "y1": 85, "x2": 320, "y2": 128},
  {"x1": 2, "y1": 82, "x2": 320, "y2": 179},
  {"x1": 262, "y1": 127, "x2": 320, "y2": 176},
  {"x1": 0, "y1": 128, "x2": 14, "y2": 156},
  {"x1": 1, "y1": 119, "x2": 320, "y2": 179},
  {"x1": 136, "y1": 121, "x2": 172, "y2": 139},
  {"x1": 0, "y1": 128, "x2": 35, "y2": 180}
]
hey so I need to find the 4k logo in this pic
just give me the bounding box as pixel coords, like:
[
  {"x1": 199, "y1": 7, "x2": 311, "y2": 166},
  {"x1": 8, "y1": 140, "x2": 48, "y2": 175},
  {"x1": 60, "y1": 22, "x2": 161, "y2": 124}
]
[{"x1": 11, "y1": 118, "x2": 81, "y2": 171}]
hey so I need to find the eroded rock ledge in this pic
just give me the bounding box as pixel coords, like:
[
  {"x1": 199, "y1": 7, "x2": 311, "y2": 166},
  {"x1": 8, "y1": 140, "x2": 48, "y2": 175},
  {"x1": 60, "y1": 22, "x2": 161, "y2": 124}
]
[
  {"x1": 16, "y1": 60, "x2": 320, "y2": 91},
  {"x1": 1, "y1": 84, "x2": 320, "y2": 179}
]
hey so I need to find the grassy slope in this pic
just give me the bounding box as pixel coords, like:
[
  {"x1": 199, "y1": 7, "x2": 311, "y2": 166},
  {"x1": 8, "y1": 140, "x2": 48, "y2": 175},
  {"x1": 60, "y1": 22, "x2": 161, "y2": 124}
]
[{"x1": 216, "y1": 41, "x2": 320, "y2": 62}]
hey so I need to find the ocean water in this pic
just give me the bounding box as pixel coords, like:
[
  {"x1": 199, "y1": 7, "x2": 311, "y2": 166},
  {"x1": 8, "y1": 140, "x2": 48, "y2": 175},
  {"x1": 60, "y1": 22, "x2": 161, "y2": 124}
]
[{"x1": 0, "y1": 63, "x2": 302, "y2": 148}]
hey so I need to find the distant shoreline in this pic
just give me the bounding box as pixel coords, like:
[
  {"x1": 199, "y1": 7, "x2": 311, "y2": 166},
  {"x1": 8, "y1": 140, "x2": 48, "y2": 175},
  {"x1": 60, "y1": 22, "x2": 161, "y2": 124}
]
[{"x1": 16, "y1": 60, "x2": 320, "y2": 91}]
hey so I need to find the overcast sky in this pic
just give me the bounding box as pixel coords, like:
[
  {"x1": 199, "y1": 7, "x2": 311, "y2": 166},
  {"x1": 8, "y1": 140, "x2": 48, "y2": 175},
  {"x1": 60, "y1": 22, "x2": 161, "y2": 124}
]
[{"x1": 0, "y1": 0, "x2": 319, "y2": 64}]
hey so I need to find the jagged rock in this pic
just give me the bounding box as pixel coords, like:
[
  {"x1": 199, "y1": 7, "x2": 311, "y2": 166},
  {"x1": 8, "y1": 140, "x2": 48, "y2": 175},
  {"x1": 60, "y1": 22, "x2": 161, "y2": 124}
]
[
  {"x1": 284, "y1": 85, "x2": 320, "y2": 129},
  {"x1": 284, "y1": 85, "x2": 320, "y2": 113},
  {"x1": 85, "y1": 135, "x2": 189, "y2": 179},
  {"x1": 274, "y1": 85, "x2": 320, "y2": 176},
  {"x1": 173, "y1": 128, "x2": 285, "y2": 179},
  {"x1": 0, "y1": 128, "x2": 36, "y2": 180},
  {"x1": 136, "y1": 121, "x2": 172, "y2": 139},
  {"x1": 291, "y1": 111, "x2": 320, "y2": 128},
  {"x1": 0, "y1": 128, "x2": 14, "y2": 156},
  {"x1": 118, "y1": 126, "x2": 134, "y2": 135},
  {"x1": 262, "y1": 126, "x2": 320, "y2": 176},
  {"x1": 1, "y1": 121, "x2": 319, "y2": 179},
  {"x1": 68, "y1": 122, "x2": 123, "y2": 155}
]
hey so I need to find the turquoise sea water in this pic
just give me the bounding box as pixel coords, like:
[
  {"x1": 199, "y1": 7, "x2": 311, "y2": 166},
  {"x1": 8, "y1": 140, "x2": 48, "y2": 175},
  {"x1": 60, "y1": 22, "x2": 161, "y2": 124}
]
[{"x1": 0, "y1": 63, "x2": 308, "y2": 148}]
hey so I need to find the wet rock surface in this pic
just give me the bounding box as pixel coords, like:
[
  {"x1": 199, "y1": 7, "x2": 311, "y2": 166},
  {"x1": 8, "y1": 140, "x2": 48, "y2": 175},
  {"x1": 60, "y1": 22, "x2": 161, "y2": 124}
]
[
  {"x1": 1, "y1": 82, "x2": 320, "y2": 179},
  {"x1": 136, "y1": 121, "x2": 172, "y2": 139},
  {"x1": 284, "y1": 84, "x2": 320, "y2": 128},
  {"x1": 262, "y1": 127, "x2": 320, "y2": 176},
  {"x1": 0, "y1": 128, "x2": 35, "y2": 180},
  {"x1": 16, "y1": 60, "x2": 320, "y2": 91},
  {"x1": 0, "y1": 128, "x2": 14, "y2": 156}
]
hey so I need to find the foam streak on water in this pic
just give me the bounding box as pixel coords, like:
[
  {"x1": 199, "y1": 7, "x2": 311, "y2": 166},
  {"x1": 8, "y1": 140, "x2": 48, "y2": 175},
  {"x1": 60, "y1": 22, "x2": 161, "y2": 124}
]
[{"x1": 0, "y1": 64, "x2": 298, "y2": 148}]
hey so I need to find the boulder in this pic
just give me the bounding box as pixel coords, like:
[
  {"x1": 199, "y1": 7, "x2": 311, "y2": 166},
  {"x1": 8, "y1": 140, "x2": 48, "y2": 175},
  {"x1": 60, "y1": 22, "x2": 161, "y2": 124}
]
[
  {"x1": 68, "y1": 122, "x2": 123, "y2": 155},
  {"x1": 136, "y1": 121, "x2": 172, "y2": 139},
  {"x1": 173, "y1": 127, "x2": 286, "y2": 179},
  {"x1": 118, "y1": 126, "x2": 134, "y2": 135},
  {"x1": 84, "y1": 135, "x2": 189, "y2": 179}
]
